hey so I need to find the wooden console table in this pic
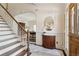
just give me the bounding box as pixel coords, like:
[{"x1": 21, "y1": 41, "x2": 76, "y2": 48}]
[{"x1": 42, "y1": 35, "x2": 55, "y2": 49}]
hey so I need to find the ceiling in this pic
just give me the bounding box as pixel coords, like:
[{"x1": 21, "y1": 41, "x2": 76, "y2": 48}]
[
  {"x1": 8, "y1": 3, "x2": 66, "y2": 22},
  {"x1": 31, "y1": 3, "x2": 66, "y2": 12},
  {"x1": 8, "y1": 3, "x2": 66, "y2": 12},
  {"x1": 15, "y1": 12, "x2": 36, "y2": 22},
  {"x1": 31, "y1": 3, "x2": 66, "y2": 7}
]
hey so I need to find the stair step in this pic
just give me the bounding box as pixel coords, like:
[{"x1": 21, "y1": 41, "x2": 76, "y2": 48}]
[
  {"x1": 0, "y1": 31, "x2": 13, "y2": 35},
  {"x1": 0, "y1": 43, "x2": 21, "y2": 55},
  {"x1": 0, "y1": 27, "x2": 10, "y2": 30},
  {"x1": 0, "y1": 37, "x2": 18, "y2": 46},
  {"x1": 10, "y1": 47, "x2": 26, "y2": 56},
  {"x1": 0, "y1": 29, "x2": 12, "y2": 31},
  {"x1": 0, "y1": 34, "x2": 16, "y2": 40},
  {"x1": 0, "y1": 21, "x2": 6, "y2": 23},
  {"x1": 0, "y1": 45, "x2": 24, "y2": 56},
  {"x1": 0, "y1": 33, "x2": 14, "y2": 36},
  {"x1": 0, "y1": 23, "x2": 7, "y2": 25},
  {"x1": 0, "y1": 24, "x2": 8, "y2": 26},
  {"x1": 0, "y1": 26, "x2": 10, "y2": 28},
  {"x1": 0, "y1": 41, "x2": 20, "y2": 50},
  {"x1": 16, "y1": 50, "x2": 27, "y2": 56},
  {"x1": 0, "y1": 37, "x2": 18, "y2": 43}
]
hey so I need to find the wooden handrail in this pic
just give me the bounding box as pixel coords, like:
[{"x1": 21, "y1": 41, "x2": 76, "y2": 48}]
[{"x1": 0, "y1": 3, "x2": 30, "y2": 55}]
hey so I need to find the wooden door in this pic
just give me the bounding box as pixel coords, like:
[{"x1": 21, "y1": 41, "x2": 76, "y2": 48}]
[
  {"x1": 69, "y1": 3, "x2": 77, "y2": 34},
  {"x1": 68, "y1": 3, "x2": 78, "y2": 56}
]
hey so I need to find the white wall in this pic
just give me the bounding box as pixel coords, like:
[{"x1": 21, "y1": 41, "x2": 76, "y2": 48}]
[{"x1": 36, "y1": 8, "x2": 65, "y2": 49}]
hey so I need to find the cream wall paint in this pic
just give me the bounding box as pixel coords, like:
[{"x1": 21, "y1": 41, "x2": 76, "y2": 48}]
[{"x1": 36, "y1": 10, "x2": 65, "y2": 49}]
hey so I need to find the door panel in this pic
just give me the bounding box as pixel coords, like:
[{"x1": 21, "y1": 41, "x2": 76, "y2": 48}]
[
  {"x1": 69, "y1": 3, "x2": 78, "y2": 34},
  {"x1": 69, "y1": 3, "x2": 78, "y2": 56}
]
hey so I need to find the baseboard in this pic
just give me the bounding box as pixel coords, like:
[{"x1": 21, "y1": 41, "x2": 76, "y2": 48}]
[
  {"x1": 30, "y1": 43, "x2": 42, "y2": 46},
  {"x1": 54, "y1": 48, "x2": 67, "y2": 56}
]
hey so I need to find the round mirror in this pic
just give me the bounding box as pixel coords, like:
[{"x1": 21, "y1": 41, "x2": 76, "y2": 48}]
[{"x1": 44, "y1": 16, "x2": 54, "y2": 31}]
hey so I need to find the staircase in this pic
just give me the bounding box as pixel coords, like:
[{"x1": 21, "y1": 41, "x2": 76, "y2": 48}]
[{"x1": 0, "y1": 17, "x2": 27, "y2": 56}]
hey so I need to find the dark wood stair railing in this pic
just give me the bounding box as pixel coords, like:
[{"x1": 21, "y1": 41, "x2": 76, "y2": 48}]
[{"x1": 0, "y1": 3, "x2": 31, "y2": 56}]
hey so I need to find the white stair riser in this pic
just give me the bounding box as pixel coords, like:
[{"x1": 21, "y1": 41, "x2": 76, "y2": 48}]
[
  {"x1": 10, "y1": 47, "x2": 25, "y2": 56},
  {"x1": 0, "y1": 24, "x2": 8, "y2": 26},
  {"x1": 0, "y1": 31, "x2": 13, "y2": 35},
  {"x1": 0, "y1": 35, "x2": 16, "y2": 40},
  {"x1": 0, "y1": 38, "x2": 18, "y2": 46},
  {"x1": 0, "y1": 28, "x2": 10, "y2": 30},
  {"x1": 0, "y1": 22, "x2": 6, "y2": 23},
  {"x1": 0, "y1": 43, "x2": 21, "y2": 55}
]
